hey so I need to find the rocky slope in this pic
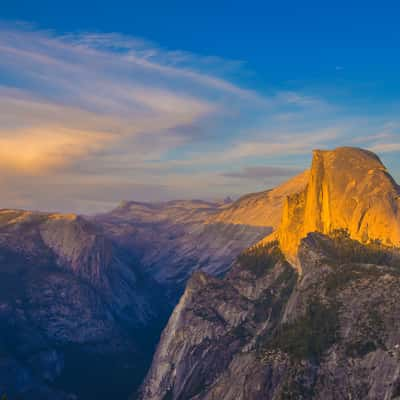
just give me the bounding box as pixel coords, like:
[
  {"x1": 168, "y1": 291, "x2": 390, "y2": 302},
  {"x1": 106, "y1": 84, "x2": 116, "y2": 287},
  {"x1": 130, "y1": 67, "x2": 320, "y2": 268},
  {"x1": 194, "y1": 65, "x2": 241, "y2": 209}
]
[
  {"x1": 93, "y1": 200, "x2": 257, "y2": 289},
  {"x1": 94, "y1": 199, "x2": 271, "y2": 290},
  {"x1": 0, "y1": 210, "x2": 165, "y2": 400},
  {"x1": 210, "y1": 170, "x2": 309, "y2": 229},
  {"x1": 140, "y1": 147, "x2": 400, "y2": 400},
  {"x1": 94, "y1": 172, "x2": 308, "y2": 296},
  {"x1": 140, "y1": 232, "x2": 400, "y2": 400}
]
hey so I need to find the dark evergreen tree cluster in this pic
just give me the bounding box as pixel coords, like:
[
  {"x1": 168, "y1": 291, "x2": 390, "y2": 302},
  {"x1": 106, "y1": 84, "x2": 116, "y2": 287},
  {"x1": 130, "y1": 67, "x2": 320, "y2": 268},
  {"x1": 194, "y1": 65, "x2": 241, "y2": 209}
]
[{"x1": 237, "y1": 241, "x2": 285, "y2": 277}]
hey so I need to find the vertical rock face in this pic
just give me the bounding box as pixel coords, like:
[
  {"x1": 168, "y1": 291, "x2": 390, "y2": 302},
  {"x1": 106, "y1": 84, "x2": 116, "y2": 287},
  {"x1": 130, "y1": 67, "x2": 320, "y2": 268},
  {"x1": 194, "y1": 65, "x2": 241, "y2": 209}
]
[
  {"x1": 275, "y1": 147, "x2": 400, "y2": 263},
  {"x1": 40, "y1": 214, "x2": 113, "y2": 289},
  {"x1": 140, "y1": 233, "x2": 400, "y2": 400},
  {"x1": 140, "y1": 147, "x2": 400, "y2": 400}
]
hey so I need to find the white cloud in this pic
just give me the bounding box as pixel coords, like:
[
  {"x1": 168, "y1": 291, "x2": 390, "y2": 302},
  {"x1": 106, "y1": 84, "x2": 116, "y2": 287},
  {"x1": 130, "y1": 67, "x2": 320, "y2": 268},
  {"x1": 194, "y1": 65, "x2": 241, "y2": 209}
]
[{"x1": 368, "y1": 143, "x2": 400, "y2": 153}]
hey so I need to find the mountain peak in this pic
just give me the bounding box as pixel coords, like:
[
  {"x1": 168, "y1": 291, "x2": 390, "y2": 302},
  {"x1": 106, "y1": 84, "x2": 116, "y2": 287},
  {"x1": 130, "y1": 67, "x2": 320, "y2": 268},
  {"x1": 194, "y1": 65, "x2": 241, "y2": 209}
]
[
  {"x1": 311, "y1": 146, "x2": 386, "y2": 172},
  {"x1": 267, "y1": 147, "x2": 400, "y2": 266}
]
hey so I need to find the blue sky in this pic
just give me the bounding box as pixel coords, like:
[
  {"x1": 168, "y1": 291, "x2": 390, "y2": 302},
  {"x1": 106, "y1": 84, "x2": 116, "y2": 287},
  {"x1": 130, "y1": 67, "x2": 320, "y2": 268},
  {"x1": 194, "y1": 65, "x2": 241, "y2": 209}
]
[{"x1": 1, "y1": 1, "x2": 399, "y2": 213}]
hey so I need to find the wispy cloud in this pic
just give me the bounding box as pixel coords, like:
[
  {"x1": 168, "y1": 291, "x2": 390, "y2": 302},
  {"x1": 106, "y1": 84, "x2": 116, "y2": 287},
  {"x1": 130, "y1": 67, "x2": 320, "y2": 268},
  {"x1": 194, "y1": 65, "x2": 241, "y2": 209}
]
[
  {"x1": 368, "y1": 142, "x2": 400, "y2": 153},
  {"x1": 223, "y1": 166, "x2": 302, "y2": 179},
  {"x1": 0, "y1": 25, "x2": 227, "y2": 173},
  {"x1": 0, "y1": 23, "x2": 399, "y2": 212},
  {"x1": 221, "y1": 128, "x2": 341, "y2": 160},
  {"x1": 355, "y1": 122, "x2": 400, "y2": 154}
]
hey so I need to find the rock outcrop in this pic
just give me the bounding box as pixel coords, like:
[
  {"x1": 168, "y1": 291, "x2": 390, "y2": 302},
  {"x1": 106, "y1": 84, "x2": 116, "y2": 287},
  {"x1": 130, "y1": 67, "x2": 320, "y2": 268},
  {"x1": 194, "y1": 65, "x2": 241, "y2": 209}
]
[
  {"x1": 268, "y1": 147, "x2": 400, "y2": 265},
  {"x1": 140, "y1": 233, "x2": 400, "y2": 400}
]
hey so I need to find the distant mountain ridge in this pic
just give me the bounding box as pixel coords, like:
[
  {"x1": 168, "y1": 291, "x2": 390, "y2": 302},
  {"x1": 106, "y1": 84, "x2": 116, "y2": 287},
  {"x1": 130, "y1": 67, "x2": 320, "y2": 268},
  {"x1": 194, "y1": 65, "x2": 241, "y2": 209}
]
[
  {"x1": 0, "y1": 169, "x2": 307, "y2": 399},
  {"x1": 93, "y1": 175, "x2": 308, "y2": 292},
  {"x1": 209, "y1": 170, "x2": 309, "y2": 228}
]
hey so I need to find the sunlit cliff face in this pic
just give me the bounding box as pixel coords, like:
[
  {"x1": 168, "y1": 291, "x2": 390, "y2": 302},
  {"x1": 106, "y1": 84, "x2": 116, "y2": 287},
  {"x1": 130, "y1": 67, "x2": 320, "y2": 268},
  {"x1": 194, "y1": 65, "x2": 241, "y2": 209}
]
[{"x1": 265, "y1": 147, "x2": 400, "y2": 266}]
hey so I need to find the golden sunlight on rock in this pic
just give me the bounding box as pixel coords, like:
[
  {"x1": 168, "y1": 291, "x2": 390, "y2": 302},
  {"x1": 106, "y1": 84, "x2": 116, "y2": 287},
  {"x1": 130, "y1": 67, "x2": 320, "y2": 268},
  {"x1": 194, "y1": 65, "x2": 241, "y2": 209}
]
[
  {"x1": 267, "y1": 147, "x2": 400, "y2": 265},
  {"x1": 209, "y1": 170, "x2": 309, "y2": 228}
]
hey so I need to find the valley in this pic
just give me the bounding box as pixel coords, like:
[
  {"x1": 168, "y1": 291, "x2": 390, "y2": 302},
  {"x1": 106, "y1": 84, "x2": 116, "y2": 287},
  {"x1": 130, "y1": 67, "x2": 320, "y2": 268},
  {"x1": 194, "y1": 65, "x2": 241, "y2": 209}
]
[{"x1": 1, "y1": 147, "x2": 400, "y2": 399}]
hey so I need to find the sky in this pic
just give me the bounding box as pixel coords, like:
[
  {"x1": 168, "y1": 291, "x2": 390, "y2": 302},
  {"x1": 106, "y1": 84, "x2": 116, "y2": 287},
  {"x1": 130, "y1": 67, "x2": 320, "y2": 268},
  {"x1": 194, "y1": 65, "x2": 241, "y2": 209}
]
[{"x1": 1, "y1": 1, "x2": 400, "y2": 213}]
